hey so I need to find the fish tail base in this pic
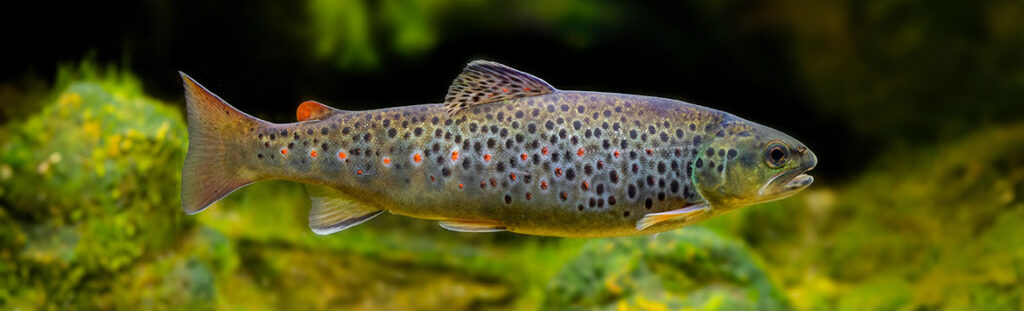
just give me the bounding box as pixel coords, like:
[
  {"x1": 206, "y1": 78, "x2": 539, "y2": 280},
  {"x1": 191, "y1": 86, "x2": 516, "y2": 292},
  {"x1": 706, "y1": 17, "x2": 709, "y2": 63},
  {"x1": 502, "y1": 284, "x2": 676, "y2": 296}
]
[{"x1": 180, "y1": 72, "x2": 269, "y2": 214}]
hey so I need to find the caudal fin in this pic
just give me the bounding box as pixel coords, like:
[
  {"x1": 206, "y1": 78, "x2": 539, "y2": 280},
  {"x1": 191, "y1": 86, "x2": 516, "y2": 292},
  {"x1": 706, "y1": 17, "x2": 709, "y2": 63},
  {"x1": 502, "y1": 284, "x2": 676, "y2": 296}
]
[{"x1": 180, "y1": 72, "x2": 268, "y2": 214}]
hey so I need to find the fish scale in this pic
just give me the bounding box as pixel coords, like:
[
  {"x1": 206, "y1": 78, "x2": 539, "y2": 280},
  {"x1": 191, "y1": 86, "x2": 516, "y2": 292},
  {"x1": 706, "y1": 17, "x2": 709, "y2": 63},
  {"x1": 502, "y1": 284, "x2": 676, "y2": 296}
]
[{"x1": 180, "y1": 61, "x2": 816, "y2": 238}]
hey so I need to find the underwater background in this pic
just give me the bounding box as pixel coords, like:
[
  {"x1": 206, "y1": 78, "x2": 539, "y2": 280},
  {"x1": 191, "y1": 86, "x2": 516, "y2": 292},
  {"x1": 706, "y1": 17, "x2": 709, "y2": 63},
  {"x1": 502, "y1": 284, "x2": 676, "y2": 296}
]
[{"x1": 1, "y1": 0, "x2": 1022, "y2": 310}]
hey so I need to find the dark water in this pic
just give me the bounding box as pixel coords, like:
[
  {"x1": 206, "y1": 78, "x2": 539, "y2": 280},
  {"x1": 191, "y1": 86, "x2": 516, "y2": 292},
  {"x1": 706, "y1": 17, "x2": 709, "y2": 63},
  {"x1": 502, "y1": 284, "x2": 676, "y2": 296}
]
[{"x1": 0, "y1": 1, "x2": 1021, "y2": 310}]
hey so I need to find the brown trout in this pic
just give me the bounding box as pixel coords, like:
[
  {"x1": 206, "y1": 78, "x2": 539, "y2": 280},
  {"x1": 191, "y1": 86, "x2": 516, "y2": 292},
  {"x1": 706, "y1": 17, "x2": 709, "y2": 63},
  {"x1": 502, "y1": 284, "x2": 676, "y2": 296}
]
[{"x1": 180, "y1": 61, "x2": 816, "y2": 238}]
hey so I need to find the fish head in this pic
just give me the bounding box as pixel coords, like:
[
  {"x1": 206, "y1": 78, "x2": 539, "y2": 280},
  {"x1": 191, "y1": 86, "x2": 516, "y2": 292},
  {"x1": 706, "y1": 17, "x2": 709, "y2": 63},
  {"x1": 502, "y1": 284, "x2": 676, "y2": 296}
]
[{"x1": 691, "y1": 119, "x2": 817, "y2": 212}]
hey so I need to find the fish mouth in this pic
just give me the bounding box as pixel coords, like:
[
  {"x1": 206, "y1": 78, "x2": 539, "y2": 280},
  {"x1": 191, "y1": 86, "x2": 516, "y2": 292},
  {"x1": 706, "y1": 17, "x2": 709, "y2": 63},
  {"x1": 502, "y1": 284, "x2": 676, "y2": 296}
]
[
  {"x1": 757, "y1": 165, "x2": 815, "y2": 199},
  {"x1": 783, "y1": 173, "x2": 814, "y2": 191}
]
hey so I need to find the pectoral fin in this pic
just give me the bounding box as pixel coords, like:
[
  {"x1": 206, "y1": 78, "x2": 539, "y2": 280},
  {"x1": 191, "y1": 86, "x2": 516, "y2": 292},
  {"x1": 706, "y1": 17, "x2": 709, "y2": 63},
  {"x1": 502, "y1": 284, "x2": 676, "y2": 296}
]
[
  {"x1": 439, "y1": 219, "x2": 507, "y2": 233},
  {"x1": 636, "y1": 204, "x2": 708, "y2": 231},
  {"x1": 306, "y1": 185, "x2": 384, "y2": 235}
]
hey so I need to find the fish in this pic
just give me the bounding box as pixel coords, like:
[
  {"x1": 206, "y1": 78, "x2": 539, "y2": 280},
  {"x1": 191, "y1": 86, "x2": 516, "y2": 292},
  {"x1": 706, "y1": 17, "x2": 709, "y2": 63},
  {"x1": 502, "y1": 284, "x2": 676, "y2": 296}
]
[{"x1": 180, "y1": 60, "x2": 816, "y2": 238}]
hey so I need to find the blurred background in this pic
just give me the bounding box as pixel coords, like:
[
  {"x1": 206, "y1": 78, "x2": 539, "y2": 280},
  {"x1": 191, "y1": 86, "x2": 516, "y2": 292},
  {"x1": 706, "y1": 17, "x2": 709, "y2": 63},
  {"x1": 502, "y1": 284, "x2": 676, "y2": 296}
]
[{"x1": 0, "y1": 0, "x2": 1022, "y2": 310}]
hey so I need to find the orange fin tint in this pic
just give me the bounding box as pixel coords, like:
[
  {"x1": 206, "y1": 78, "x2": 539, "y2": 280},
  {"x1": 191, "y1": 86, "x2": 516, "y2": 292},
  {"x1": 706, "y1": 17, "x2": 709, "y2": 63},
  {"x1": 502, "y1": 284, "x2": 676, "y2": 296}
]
[
  {"x1": 296, "y1": 100, "x2": 339, "y2": 121},
  {"x1": 636, "y1": 204, "x2": 708, "y2": 231},
  {"x1": 439, "y1": 219, "x2": 507, "y2": 233}
]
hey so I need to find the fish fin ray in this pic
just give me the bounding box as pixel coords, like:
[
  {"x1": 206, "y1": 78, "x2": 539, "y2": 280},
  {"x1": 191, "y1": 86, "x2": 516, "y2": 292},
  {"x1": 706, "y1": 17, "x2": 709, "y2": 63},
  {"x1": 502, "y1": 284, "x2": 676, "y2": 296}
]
[
  {"x1": 439, "y1": 219, "x2": 507, "y2": 233},
  {"x1": 636, "y1": 204, "x2": 708, "y2": 231},
  {"x1": 306, "y1": 185, "x2": 384, "y2": 235},
  {"x1": 296, "y1": 100, "x2": 341, "y2": 121},
  {"x1": 180, "y1": 72, "x2": 269, "y2": 214},
  {"x1": 443, "y1": 60, "x2": 555, "y2": 116}
]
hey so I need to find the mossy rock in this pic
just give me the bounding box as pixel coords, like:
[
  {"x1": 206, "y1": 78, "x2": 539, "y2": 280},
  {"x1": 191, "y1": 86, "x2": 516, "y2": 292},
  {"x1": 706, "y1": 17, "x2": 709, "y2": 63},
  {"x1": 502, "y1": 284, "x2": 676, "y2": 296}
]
[
  {"x1": 545, "y1": 227, "x2": 791, "y2": 310},
  {"x1": 0, "y1": 65, "x2": 191, "y2": 307}
]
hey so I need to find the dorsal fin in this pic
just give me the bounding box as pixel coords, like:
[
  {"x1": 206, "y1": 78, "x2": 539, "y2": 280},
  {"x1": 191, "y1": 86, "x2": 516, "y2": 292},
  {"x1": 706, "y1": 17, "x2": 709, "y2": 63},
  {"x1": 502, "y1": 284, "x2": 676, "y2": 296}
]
[
  {"x1": 443, "y1": 60, "x2": 556, "y2": 116},
  {"x1": 297, "y1": 100, "x2": 340, "y2": 121}
]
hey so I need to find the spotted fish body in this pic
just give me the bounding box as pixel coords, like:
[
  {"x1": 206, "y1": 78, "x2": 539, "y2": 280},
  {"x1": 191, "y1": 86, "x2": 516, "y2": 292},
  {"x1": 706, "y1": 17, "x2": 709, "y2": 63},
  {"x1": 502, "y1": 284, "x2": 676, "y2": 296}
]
[{"x1": 181, "y1": 61, "x2": 816, "y2": 238}]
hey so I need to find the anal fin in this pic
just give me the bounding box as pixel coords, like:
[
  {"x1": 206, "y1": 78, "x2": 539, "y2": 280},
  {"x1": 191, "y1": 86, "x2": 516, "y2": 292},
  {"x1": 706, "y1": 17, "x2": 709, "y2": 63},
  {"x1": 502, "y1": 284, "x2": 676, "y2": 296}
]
[
  {"x1": 636, "y1": 204, "x2": 708, "y2": 231},
  {"x1": 306, "y1": 185, "x2": 383, "y2": 235},
  {"x1": 439, "y1": 219, "x2": 507, "y2": 233}
]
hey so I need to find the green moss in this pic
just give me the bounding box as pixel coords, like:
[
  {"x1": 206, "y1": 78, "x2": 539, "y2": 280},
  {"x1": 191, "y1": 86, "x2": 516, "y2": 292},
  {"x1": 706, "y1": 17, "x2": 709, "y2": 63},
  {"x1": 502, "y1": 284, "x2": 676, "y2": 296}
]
[
  {"x1": 545, "y1": 227, "x2": 791, "y2": 310},
  {"x1": 0, "y1": 62, "x2": 191, "y2": 307}
]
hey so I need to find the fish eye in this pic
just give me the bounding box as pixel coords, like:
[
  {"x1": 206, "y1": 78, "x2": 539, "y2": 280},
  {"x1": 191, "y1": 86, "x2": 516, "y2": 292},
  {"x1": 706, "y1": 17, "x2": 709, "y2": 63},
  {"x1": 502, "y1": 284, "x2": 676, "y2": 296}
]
[{"x1": 765, "y1": 142, "x2": 788, "y2": 168}]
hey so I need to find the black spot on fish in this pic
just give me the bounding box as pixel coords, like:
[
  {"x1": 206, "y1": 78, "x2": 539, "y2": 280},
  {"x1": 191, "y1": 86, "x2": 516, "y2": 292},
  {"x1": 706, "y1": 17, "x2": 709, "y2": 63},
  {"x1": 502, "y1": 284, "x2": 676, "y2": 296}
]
[{"x1": 644, "y1": 198, "x2": 653, "y2": 209}]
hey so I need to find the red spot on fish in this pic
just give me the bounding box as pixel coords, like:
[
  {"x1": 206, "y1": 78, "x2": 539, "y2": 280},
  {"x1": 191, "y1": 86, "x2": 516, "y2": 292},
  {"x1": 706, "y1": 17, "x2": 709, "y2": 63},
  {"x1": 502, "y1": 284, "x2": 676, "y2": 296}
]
[
  {"x1": 540, "y1": 181, "x2": 548, "y2": 190},
  {"x1": 521, "y1": 153, "x2": 528, "y2": 161},
  {"x1": 310, "y1": 150, "x2": 318, "y2": 158},
  {"x1": 614, "y1": 150, "x2": 621, "y2": 158},
  {"x1": 490, "y1": 178, "x2": 498, "y2": 187},
  {"x1": 555, "y1": 168, "x2": 563, "y2": 177},
  {"x1": 646, "y1": 149, "x2": 653, "y2": 155},
  {"x1": 525, "y1": 193, "x2": 533, "y2": 200},
  {"x1": 338, "y1": 151, "x2": 348, "y2": 159},
  {"x1": 480, "y1": 181, "x2": 487, "y2": 189},
  {"x1": 541, "y1": 147, "x2": 549, "y2": 155},
  {"x1": 523, "y1": 87, "x2": 531, "y2": 91},
  {"x1": 281, "y1": 148, "x2": 289, "y2": 155},
  {"x1": 581, "y1": 181, "x2": 590, "y2": 190},
  {"x1": 502, "y1": 88, "x2": 509, "y2": 93},
  {"x1": 382, "y1": 158, "x2": 391, "y2": 165},
  {"x1": 451, "y1": 150, "x2": 459, "y2": 162},
  {"x1": 458, "y1": 183, "x2": 464, "y2": 189},
  {"x1": 577, "y1": 148, "x2": 585, "y2": 156},
  {"x1": 509, "y1": 173, "x2": 517, "y2": 181},
  {"x1": 430, "y1": 175, "x2": 436, "y2": 182},
  {"x1": 413, "y1": 153, "x2": 422, "y2": 163},
  {"x1": 483, "y1": 154, "x2": 492, "y2": 162},
  {"x1": 561, "y1": 192, "x2": 568, "y2": 200},
  {"x1": 357, "y1": 169, "x2": 363, "y2": 175}
]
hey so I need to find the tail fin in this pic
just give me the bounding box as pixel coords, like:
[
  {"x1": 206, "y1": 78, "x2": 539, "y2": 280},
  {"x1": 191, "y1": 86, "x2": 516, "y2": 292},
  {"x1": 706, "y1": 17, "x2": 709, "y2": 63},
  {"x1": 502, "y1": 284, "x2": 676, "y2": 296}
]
[{"x1": 180, "y1": 72, "x2": 268, "y2": 214}]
